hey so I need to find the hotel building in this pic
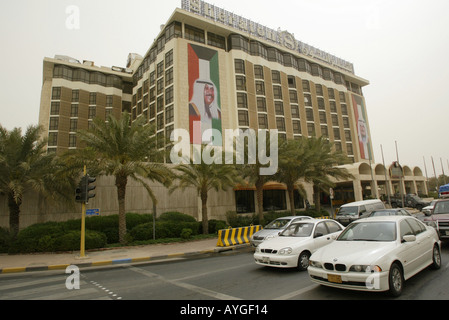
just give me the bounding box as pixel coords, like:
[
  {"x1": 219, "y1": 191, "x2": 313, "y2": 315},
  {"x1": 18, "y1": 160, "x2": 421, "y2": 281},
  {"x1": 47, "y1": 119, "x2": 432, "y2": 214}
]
[{"x1": 33, "y1": 0, "x2": 428, "y2": 225}]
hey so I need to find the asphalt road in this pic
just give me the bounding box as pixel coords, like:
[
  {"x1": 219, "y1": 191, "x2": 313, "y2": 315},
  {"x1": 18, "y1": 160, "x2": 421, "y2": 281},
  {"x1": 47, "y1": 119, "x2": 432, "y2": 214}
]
[{"x1": 1, "y1": 241, "x2": 449, "y2": 302}]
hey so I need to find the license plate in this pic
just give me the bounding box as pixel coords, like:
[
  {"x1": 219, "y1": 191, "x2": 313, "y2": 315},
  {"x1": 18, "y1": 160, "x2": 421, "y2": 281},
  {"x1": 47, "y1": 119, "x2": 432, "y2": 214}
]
[
  {"x1": 328, "y1": 274, "x2": 342, "y2": 284},
  {"x1": 263, "y1": 257, "x2": 270, "y2": 263}
]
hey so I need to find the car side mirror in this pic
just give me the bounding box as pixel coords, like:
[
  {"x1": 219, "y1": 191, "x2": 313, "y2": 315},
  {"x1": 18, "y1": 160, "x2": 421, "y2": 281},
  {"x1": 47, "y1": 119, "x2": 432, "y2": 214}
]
[{"x1": 403, "y1": 235, "x2": 416, "y2": 243}]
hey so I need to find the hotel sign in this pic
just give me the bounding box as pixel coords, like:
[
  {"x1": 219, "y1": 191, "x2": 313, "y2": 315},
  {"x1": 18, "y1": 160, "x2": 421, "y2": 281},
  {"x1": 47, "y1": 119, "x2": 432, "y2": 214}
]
[{"x1": 181, "y1": 0, "x2": 355, "y2": 74}]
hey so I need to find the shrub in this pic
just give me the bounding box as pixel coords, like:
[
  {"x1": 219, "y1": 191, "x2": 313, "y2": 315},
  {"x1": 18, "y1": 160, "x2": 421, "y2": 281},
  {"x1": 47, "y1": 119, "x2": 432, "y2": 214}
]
[
  {"x1": 180, "y1": 228, "x2": 193, "y2": 239},
  {"x1": 129, "y1": 221, "x2": 200, "y2": 241},
  {"x1": 158, "y1": 211, "x2": 197, "y2": 222},
  {"x1": 54, "y1": 230, "x2": 107, "y2": 252}
]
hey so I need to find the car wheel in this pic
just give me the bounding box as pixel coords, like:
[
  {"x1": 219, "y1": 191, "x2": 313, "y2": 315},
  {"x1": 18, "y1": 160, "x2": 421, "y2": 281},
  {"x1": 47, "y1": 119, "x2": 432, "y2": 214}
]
[
  {"x1": 431, "y1": 244, "x2": 442, "y2": 270},
  {"x1": 388, "y1": 263, "x2": 404, "y2": 297},
  {"x1": 297, "y1": 251, "x2": 311, "y2": 271}
]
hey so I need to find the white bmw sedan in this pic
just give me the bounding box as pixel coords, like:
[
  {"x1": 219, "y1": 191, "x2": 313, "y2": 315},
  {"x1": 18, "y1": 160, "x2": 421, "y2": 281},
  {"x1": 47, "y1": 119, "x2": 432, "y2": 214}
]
[
  {"x1": 254, "y1": 219, "x2": 344, "y2": 271},
  {"x1": 308, "y1": 216, "x2": 442, "y2": 297}
]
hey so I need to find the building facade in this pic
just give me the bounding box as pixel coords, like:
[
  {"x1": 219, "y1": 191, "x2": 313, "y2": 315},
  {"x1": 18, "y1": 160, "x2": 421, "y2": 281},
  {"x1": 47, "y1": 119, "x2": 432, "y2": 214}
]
[{"x1": 33, "y1": 1, "x2": 428, "y2": 226}]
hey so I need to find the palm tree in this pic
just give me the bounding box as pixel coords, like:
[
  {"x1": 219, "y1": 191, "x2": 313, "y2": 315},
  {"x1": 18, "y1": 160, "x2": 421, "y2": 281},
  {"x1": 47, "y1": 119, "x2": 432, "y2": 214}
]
[
  {"x1": 171, "y1": 146, "x2": 242, "y2": 234},
  {"x1": 305, "y1": 136, "x2": 353, "y2": 213},
  {"x1": 0, "y1": 125, "x2": 75, "y2": 235},
  {"x1": 69, "y1": 113, "x2": 173, "y2": 244},
  {"x1": 274, "y1": 138, "x2": 311, "y2": 216}
]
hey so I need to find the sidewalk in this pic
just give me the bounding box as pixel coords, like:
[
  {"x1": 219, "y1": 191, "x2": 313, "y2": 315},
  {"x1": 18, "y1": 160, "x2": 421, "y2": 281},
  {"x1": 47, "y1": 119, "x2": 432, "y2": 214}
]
[{"x1": 0, "y1": 238, "x2": 248, "y2": 274}]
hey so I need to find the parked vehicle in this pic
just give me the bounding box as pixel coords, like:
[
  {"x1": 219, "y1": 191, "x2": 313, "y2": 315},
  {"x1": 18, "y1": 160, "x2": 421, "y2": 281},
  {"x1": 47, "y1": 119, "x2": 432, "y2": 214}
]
[
  {"x1": 424, "y1": 198, "x2": 449, "y2": 239},
  {"x1": 423, "y1": 200, "x2": 439, "y2": 216},
  {"x1": 336, "y1": 199, "x2": 385, "y2": 226},
  {"x1": 389, "y1": 194, "x2": 430, "y2": 211},
  {"x1": 250, "y1": 216, "x2": 312, "y2": 247},
  {"x1": 254, "y1": 219, "x2": 344, "y2": 271},
  {"x1": 308, "y1": 216, "x2": 441, "y2": 297},
  {"x1": 440, "y1": 184, "x2": 449, "y2": 198},
  {"x1": 367, "y1": 209, "x2": 412, "y2": 217}
]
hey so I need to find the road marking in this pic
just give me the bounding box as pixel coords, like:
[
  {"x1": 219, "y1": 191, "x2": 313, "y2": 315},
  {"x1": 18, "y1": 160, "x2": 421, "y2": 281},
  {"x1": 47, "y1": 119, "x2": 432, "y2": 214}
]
[
  {"x1": 173, "y1": 262, "x2": 254, "y2": 282},
  {"x1": 274, "y1": 284, "x2": 319, "y2": 300},
  {"x1": 128, "y1": 266, "x2": 242, "y2": 300}
]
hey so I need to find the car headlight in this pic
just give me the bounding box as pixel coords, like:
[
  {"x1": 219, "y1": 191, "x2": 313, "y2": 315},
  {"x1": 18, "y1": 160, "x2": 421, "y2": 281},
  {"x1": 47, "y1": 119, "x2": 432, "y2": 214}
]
[
  {"x1": 309, "y1": 260, "x2": 322, "y2": 269},
  {"x1": 278, "y1": 247, "x2": 292, "y2": 255},
  {"x1": 350, "y1": 265, "x2": 382, "y2": 273}
]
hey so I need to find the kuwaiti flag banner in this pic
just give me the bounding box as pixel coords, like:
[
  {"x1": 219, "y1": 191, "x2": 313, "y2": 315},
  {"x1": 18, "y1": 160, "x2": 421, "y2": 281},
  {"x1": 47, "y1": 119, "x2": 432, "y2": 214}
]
[{"x1": 188, "y1": 44, "x2": 222, "y2": 146}]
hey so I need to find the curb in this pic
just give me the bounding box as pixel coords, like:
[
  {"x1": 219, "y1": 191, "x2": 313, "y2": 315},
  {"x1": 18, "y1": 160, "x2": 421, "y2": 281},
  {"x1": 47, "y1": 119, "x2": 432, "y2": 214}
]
[{"x1": 0, "y1": 245, "x2": 250, "y2": 275}]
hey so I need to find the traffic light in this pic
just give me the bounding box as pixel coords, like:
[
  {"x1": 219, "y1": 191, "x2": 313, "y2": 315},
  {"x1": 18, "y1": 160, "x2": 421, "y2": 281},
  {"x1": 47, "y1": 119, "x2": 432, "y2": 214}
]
[
  {"x1": 86, "y1": 175, "x2": 96, "y2": 202},
  {"x1": 75, "y1": 175, "x2": 96, "y2": 204},
  {"x1": 75, "y1": 177, "x2": 87, "y2": 203}
]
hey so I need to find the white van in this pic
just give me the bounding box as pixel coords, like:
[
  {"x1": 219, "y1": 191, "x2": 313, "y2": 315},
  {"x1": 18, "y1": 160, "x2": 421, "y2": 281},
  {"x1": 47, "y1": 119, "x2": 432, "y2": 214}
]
[{"x1": 336, "y1": 199, "x2": 385, "y2": 226}]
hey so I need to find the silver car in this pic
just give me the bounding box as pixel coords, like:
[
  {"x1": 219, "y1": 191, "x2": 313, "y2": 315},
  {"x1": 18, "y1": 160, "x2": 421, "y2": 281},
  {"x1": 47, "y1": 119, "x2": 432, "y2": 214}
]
[{"x1": 250, "y1": 216, "x2": 313, "y2": 247}]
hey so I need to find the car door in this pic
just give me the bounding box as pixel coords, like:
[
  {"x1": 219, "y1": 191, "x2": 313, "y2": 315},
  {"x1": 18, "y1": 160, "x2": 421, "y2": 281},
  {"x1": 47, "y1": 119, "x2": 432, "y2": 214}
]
[
  {"x1": 397, "y1": 219, "x2": 420, "y2": 277},
  {"x1": 311, "y1": 221, "x2": 333, "y2": 252},
  {"x1": 406, "y1": 218, "x2": 433, "y2": 268}
]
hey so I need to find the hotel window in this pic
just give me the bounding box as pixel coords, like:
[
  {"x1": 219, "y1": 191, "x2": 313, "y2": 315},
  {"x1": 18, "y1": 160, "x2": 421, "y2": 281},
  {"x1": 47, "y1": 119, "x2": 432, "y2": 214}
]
[
  {"x1": 271, "y1": 71, "x2": 281, "y2": 84},
  {"x1": 165, "y1": 105, "x2": 174, "y2": 124},
  {"x1": 48, "y1": 133, "x2": 58, "y2": 147},
  {"x1": 335, "y1": 142, "x2": 342, "y2": 152},
  {"x1": 236, "y1": 76, "x2": 246, "y2": 91},
  {"x1": 106, "y1": 96, "x2": 113, "y2": 108},
  {"x1": 319, "y1": 112, "x2": 327, "y2": 124},
  {"x1": 276, "y1": 118, "x2": 286, "y2": 132},
  {"x1": 288, "y1": 76, "x2": 296, "y2": 88},
  {"x1": 346, "y1": 143, "x2": 354, "y2": 155},
  {"x1": 165, "y1": 21, "x2": 182, "y2": 41},
  {"x1": 293, "y1": 120, "x2": 301, "y2": 135},
  {"x1": 298, "y1": 59, "x2": 311, "y2": 73},
  {"x1": 70, "y1": 119, "x2": 78, "y2": 132},
  {"x1": 318, "y1": 98, "x2": 325, "y2": 110},
  {"x1": 257, "y1": 97, "x2": 267, "y2": 112},
  {"x1": 157, "y1": 113, "x2": 164, "y2": 130},
  {"x1": 323, "y1": 68, "x2": 334, "y2": 81},
  {"x1": 69, "y1": 134, "x2": 77, "y2": 148},
  {"x1": 149, "y1": 104, "x2": 156, "y2": 119},
  {"x1": 72, "y1": 90, "x2": 79, "y2": 102},
  {"x1": 306, "y1": 108, "x2": 314, "y2": 121},
  {"x1": 304, "y1": 94, "x2": 312, "y2": 107},
  {"x1": 339, "y1": 92, "x2": 346, "y2": 102},
  {"x1": 165, "y1": 50, "x2": 173, "y2": 68},
  {"x1": 289, "y1": 90, "x2": 298, "y2": 103},
  {"x1": 71, "y1": 104, "x2": 78, "y2": 117},
  {"x1": 237, "y1": 93, "x2": 248, "y2": 109},
  {"x1": 165, "y1": 87, "x2": 174, "y2": 105},
  {"x1": 345, "y1": 130, "x2": 352, "y2": 141},
  {"x1": 144, "y1": 80, "x2": 149, "y2": 94},
  {"x1": 157, "y1": 62, "x2": 164, "y2": 78},
  {"x1": 208, "y1": 32, "x2": 226, "y2": 50},
  {"x1": 291, "y1": 105, "x2": 300, "y2": 119},
  {"x1": 311, "y1": 64, "x2": 323, "y2": 78},
  {"x1": 333, "y1": 128, "x2": 341, "y2": 140},
  {"x1": 341, "y1": 104, "x2": 348, "y2": 115},
  {"x1": 157, "y1": 35, "x2": 166, "y2": 54},
  {"x1": 89, "y1": 93, "x2": 96, "y2": 105},
  {"x1": 150, "y1": 72, "x2": 155, "y2": 86},
  {"x1": 307, "y1": 123, "x2": 316, "y2": 136},
  {"x1": 254, "y1": 65, "x2": 264, "y2": 79},
  {"x1": 238, "y1": 110, "x2": 249, "y2": 127},
  {"x1": 137, "y1": 88, "x2": 143, "y2": 101},
  {"x1": 165, "y1": 68, "x2": 173, "y2": 87},
  {"x1": 229, "y1": 34, "x2": 249, "y2": 53},
  {"x1": 334, "y1": 73, "x2": 344, "y2": 85},
  {"x1": 255, "y1": 81, "x2": 265, "y2": 95},
  {"x1": 49, "y1": 118, "x2": 59, "y2": 131},
  {"x1": 51, "y1": 87, "x2": 61, "y2": 100},
  {"x1": 321, "y1": 125, "x2": 329, "y2": 137},
  {"x1": 330, "y1": 101, "x2": 337, "y2": 113},
  {"x1": 258, "y1": 114, "x2": 268, "y2": 129},
  {"x1": 105, "y1": 108, "x2": 113, "y2": 119},
  {"x1": 316, "y1": 85, "x2": 323, "y2": 96},
  {"x1": 185, "y1": 24, "x2": 205, "y2": 44},
  {"x1": 328, "y1": 88, "x2": 335, "y2": 100},
  {"x1": 343, "y1": 117, "x2": 350, "y2": 129},
  {"x1": 157, "y1": 79, "x2": 164, "y2": 95},
  {"x1": 267, "y1": 48, "x2": 283, "y2": 64},
  {"x1": 250, "y1": 41, "x2": 268, "y2": 59},
  {"x1": 235, "y1": 59, "x2": 245, "y2": 74},
  {"x1": 157, "y1": 96, "x2": 164, "y2": 113},
  {"x1": 332, "y1": 114, "x2": 339, "y2": 126},
  {"x1": 275, "y1": 102, "x2": 284, "y2": 116},
  {"x1": 88, "y1": 106, "x2": 96, "y2": 119},
  {"x1": 50, "y1": 102, "x2": 60, "y2": 116},
  {"x1": 273, "y1": 86, "x2": 282, "y2": 99},
  {"x1": 302, "y1": 80, "x2": 310, "y2": 92}
]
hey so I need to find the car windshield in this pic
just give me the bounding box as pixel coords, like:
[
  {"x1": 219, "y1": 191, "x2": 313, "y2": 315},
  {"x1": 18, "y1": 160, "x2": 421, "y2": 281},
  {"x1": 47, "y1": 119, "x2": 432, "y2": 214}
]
[
  {"x1": 265, "y1": 219, "x2": 291, "y2": 229},
  {"x1": 434, "y1": 201, "x2": 449, "y2": 214},
  {"x1": 338, "y1": 221, "x2": 396, "y2": 242},
  {"x1": 337, "y1": 206, "x2": 358, "y2": 216},
  {"x1": 280, "y1": 223, "x2": 314, "y2": 237}
]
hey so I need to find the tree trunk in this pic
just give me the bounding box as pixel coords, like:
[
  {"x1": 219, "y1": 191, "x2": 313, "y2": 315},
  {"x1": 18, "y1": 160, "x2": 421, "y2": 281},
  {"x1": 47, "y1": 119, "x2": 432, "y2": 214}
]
[
  {"x1": 115, "y1": 174, "x2": 128, "y2": 244},
  {"x1": 288, "y1": 187, "x2": 295, "y2": 216},
  {"x1": 313, "y1": 185, "x2": 321, "y2": 213},
  {"x1": 255, "y1": 179, "x2": 264, "y2": 225},
  {"x1": 8, "y1": 193, "x2": 21, "y2": 237},
  {"x1": 201, "y1": 191, "x2": 208, "y2": 235}
]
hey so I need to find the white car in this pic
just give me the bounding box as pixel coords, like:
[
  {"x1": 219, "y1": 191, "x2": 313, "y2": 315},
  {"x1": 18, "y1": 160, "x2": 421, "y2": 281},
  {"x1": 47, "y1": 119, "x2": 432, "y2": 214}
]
[
  {"x1": 250, "y1": 216, "x2": 313, "y2": 247},
  {"x1": 308, "y1": 216, "x2": 442, "y2": 297},
  {"x1": 254, "y1": 219, "x2": 344, "y2": 271}
]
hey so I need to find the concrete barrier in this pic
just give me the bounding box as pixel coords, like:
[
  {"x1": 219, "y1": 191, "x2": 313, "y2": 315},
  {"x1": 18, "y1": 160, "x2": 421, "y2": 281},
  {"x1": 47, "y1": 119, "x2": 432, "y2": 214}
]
[{"x1": 217, "y1": 225, "x2": 263, "y2": 247}]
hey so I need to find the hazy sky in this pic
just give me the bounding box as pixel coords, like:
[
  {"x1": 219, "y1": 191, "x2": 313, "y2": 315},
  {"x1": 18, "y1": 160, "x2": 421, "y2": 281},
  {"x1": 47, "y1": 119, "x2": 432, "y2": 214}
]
[{"x1": 1, "y1": 0, "x2": 449, "y2": 177}]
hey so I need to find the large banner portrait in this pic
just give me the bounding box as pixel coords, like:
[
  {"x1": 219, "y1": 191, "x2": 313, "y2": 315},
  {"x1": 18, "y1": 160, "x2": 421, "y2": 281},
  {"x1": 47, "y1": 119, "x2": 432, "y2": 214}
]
[
  {"x1": 188, "y1": 43, "x2": 222, "y2": 146},
  {"x1": 352, "y1": 94, "x2": 372, "y2": 160}
]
